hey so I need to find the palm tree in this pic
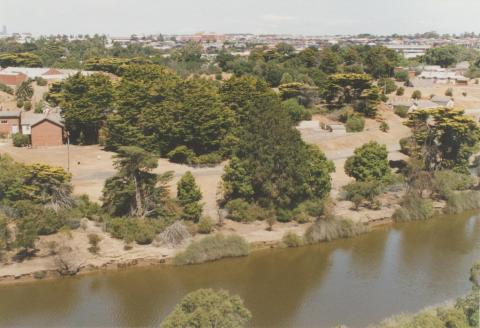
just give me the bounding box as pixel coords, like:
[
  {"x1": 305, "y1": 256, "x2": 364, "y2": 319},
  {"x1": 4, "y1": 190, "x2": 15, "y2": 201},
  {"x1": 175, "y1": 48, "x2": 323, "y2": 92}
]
[{"x1": 16, "y1": 81, "x2": 33, "y2": 101}]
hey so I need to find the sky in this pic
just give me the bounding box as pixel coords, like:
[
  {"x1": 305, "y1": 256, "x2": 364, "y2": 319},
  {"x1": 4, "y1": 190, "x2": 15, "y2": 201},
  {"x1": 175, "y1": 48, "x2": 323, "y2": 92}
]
[{"x1": 1, "y1": 0, "x2": 480, "y2": 36}]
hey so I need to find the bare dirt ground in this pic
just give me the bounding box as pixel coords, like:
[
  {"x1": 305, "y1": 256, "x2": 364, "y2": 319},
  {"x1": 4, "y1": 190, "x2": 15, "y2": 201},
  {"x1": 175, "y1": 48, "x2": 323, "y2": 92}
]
[{"x1": 0, "y1": 143, "x2": 223, "y2": 219}]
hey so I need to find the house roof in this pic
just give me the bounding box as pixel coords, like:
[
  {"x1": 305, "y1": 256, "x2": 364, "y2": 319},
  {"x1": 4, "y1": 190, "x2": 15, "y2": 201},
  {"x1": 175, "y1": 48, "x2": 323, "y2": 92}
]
[
  {"x1": 414, "y1": 100, "x2": 439, "y2": 110},
  {"x1": 431, "y1": 95, "x2": 453, "y2": 104},
  {"x1": 0, "y1": 110, "x2": 21, "y2": 118},
  {"x1": 21, "y1": 111, "x2": 64, "y2": 128},
  {"x1": 1, "y1": 67, "x2": 96, "y2": 80}
]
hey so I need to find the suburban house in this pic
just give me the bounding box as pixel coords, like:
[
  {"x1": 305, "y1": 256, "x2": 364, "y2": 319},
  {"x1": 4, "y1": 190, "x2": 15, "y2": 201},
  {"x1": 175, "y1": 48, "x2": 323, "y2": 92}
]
[
  {"x1": 0, "y1": 67, "x2": 96, "y2": 82},
  {"x1": 21, "y1": 111, "x2": 65, "y2": 147},
  {"x1": 0, "y1": 109, "x2": 64, "y2": 146},
  {"x1": 0, "y1": 110, "x2": 21, "y2": 136},
  {"x1": 0, "y1": 71, "x2": 28, "y2": 87},
  {"x1": 416, "y1": 65, "x2": 469, "y2": 85},
  {"x1": 387, "y1": 98, "x2": 440, "y2": 112},
  {"x1": 431, "y1": 95, "x2": 455, "y2": 108}
]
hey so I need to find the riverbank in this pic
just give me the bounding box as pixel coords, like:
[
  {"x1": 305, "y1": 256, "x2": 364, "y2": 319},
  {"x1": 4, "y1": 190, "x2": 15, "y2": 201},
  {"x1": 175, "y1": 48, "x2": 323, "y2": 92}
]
[
  {"x1": 0, "y1": 197, "x2": 399, "y2": 286},
  {"x1": 1, "y1": 212, "x2": 478, "y2": 328}
]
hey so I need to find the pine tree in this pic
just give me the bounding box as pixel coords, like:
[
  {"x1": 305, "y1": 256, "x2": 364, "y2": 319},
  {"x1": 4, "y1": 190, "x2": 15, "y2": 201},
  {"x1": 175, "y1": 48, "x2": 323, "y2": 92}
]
[{"x1": 177, "y1": 172, "x2": 203, "y2": 222}]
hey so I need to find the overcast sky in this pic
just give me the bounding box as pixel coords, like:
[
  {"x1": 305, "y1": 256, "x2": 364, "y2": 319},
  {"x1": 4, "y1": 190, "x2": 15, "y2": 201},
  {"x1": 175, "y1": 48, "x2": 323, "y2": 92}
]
[{"x1": 1, "y1": 0, "x2": 479, "y2": 36}]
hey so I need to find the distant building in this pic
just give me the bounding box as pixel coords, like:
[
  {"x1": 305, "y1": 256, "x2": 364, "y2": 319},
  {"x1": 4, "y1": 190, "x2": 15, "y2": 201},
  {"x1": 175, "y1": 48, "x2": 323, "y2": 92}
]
[
  {"x1": 386, "y1": 44, "x2": 431, "y2": 59},
  {"x1": 0, "y1": 71, "x2": 28, "y2": 87},
  {"x1": 0, "y1": 67, "x2": 95, "y2": 81},
  {"x1": 0, "y1": 111, "x2": 21, "y2": 137},
  {"x1": 21, "y1": 111, "x2": 65, "y2": 147},
  {"x1": 0, "y1": 109, "x2": 65, "y2": 146},
  {"x1": 431, "y1": 95, "x2": 454, "y2": 108},
  {"x1": 387, "y1": 98, "x2": 440, "y2": 112}
]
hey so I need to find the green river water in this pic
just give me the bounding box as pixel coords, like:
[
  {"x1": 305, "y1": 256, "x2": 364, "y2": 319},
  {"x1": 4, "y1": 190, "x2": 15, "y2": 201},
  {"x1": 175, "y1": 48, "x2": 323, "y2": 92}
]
[{"x1": 0, "y1": 212, "x2": 479, "y2": 327}]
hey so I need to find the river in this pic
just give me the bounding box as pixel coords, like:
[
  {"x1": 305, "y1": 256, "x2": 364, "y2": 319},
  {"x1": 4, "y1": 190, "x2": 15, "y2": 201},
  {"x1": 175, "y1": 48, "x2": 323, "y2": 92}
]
[{"x1": 0, "y1": 212, "x2": 479, "y2": 328}]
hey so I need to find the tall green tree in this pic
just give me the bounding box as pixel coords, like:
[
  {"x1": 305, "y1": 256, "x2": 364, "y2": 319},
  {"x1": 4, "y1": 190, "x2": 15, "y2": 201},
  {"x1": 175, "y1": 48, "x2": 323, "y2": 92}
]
[
  {"x1": 103, "y1": 146, "x2": 171, "y2": 218},
  {"x1": 177, "y1": 171, "x2": 203, "y2": 222},
  {"x1": 59, "y1": 73, "x2": 113, "y2": 144},
  {"x1": 223, "y1": 95, "x2": 334, "y2": 210},
  {"x1": 161, "y1": 289, "x2": 252, "y2": 328},
  {"x1": 405, "y1": 108, "x2": 480, "y2": 173},
  {"x1": 344, "y1": 141, "x2": 391, "y2": 181}
]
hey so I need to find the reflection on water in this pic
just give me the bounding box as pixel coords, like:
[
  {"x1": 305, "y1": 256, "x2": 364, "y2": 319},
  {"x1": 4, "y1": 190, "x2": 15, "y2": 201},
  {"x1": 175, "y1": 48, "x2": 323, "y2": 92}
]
[{"x1": 0, "y1": 213, "x2": 479, "y2": 328}]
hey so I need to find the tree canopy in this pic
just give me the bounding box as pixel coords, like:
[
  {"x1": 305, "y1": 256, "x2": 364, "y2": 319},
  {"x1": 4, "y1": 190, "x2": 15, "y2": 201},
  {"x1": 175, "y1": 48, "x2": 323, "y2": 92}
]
[
  {"x1": 160, "y1": 289, "x2": 251, "y2": 328},
  {"x1": 222, "y1": 95, "x2": 334, "y2": 210},
  {"x1": 404, "y1": 108, "x2": 480, "y2": 173},
  {"x1": 344, "y1": 141, "x2": 391, "y2": 181}
]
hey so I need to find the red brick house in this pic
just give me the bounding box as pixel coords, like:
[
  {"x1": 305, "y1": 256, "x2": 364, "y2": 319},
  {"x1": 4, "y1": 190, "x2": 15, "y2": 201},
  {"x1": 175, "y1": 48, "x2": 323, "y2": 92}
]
[
  {"x1": 0, "y1": 72, "x2": 28, "y2": 87},
  {"x1": 21, "y1": 112, "x2": 65, "y2": 147},
  {"x1": 0, "y1": 111, "x2": 21, "y2": 137}
]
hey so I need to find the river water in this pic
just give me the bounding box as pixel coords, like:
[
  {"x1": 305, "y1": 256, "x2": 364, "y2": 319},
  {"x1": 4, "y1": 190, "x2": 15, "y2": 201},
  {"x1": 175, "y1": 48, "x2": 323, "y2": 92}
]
[{"x1": 0, "y1": 212, "x2": 479, "y2": 328}]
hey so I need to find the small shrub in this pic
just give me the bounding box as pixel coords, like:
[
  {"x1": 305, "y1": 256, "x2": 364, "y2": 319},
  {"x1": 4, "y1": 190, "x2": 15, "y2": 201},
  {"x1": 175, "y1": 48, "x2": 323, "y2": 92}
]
[
  {"x1": 380, "y1": 121, "x2": 389, "y2": 132},
  {"x1": 394, "y1": 105, "x2": 409, "y2": 118},
  {"x1": 394, "y1": 71, "x2": 409, "y2": 82},
  {"x1": 34, "y1": 100, "x2": 45, "y2": 113},
  {"x1": 174, "y1": 234, "x2": 249, "y2": 265},
  {"x1": 304, "y1": 218, "x2": 368, "y2": 244},
  {"x1": 412, "y1": 90, "x2": 422, "y2": 100},
  {"x1": 265, "y1": 214, "x2": 276, "y2": 231},
  {"x1": 445, "y1": 88, "x2": 453, "y2": 97},
  {"x1": 294, "y1": 212, "x2": 311, "y2": 224},
  {"x1": 345, "y1": 115, "x2": 365, "y2": 132},
  {"x1": 133, "y1": 222, "x2": 156, "y2": 245},
  {"x1": 462, "y1": 92, "x2": 467, "y2": 97},
  {"x1": 167, "y1": 146, "x2": 195, "y2": 164},
  {"x1": 296, "y1": 199, "x2": 329, "y2": 218},
  {"x1": 393, "y1": 193, "x2": 434, "y2": 222},
  {"x1": 16, "y1": 99, "x2": 24, "y2": 108},
  {"x1": 33, "y1": 271, "x2": 47, "y2": 280},
  {"x1": 225, "y1": 199, "x2": 252, "y2": 222},
  {"x1": 106, "y1": 217, "x2": 157, "y2": 245},
  {"x1": 12, "y1": 133, "x2": 29, "y2": 147},
  {"x1": 87, "y1": 233, "x2": 101, "y2": 254},
  {"x1": 282, "y1": 231, "x2": 304, "y2": 248},
  {"x1": 23, "y1": 100, "x2": 32, "y2": 111},
  {"x1": 396, "y1": 86, "x2": 405, "y2": 96},
  {"x1": 197, "y1": 216, "x2": 214, "y2": 234},
  {"x1": 399, "y1": 136, "x2": 415, "y2": 155},
  {"x1": 0, "y1": 83, "x2": 14, "y2": 95},
  {"x1": 35, "y1": 77, "x2": 47, "y2": 86},
  {"x1": 192, "y1": 152, "x2": 223, "y2": 166},
  {"x1": 343, "y1": 180, "x2": 383, "y2": 210}
]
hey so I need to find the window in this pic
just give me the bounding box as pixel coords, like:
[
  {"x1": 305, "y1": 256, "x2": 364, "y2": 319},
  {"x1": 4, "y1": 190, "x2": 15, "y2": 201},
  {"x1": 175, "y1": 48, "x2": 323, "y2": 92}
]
[{"x1": 0, "y1": 120, "x2": 7, "y2": 124}]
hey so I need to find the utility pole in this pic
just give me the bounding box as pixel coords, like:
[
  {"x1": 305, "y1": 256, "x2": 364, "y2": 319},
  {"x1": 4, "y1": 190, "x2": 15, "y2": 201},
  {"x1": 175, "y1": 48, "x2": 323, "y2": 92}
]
[{"x1": 66, "y1": 131, "x2": 70, "y2": 172}]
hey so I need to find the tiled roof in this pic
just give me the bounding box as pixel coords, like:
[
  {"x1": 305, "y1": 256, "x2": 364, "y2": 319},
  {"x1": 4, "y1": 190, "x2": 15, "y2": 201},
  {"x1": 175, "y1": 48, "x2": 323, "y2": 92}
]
[{"x1": 0, "y1": 110, "x2": 21, "y2": 118}]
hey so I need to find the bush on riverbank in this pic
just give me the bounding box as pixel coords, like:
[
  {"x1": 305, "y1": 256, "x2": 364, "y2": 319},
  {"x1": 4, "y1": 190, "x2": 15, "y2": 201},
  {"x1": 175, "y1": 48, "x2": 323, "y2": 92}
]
[
  {"x1": 174, "y1": 234, "x2": 249, "y2": 265},
  {"x1": 304, "y1": 218, "x2": 368, "y2": 244},
  {"x1": 393, "y1": 193, "x2": 434, "y2": 222},
  {"x1": 106, "y1": 217, "x2": 169, "y2": 245},
  {"x1": 445, "y1": 191, "x2": 480, "y2": 214},
  {"x1": 282, "y1": 231, "x2": 305, "y2": 248}
]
